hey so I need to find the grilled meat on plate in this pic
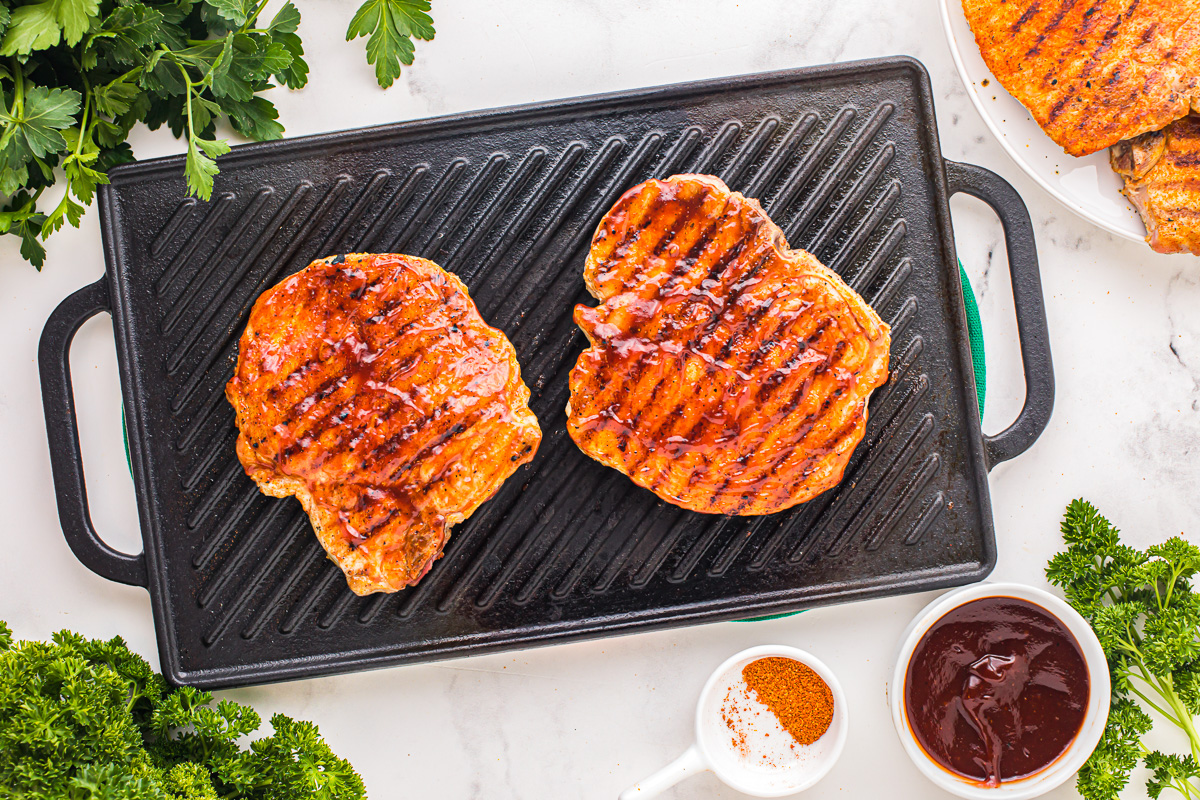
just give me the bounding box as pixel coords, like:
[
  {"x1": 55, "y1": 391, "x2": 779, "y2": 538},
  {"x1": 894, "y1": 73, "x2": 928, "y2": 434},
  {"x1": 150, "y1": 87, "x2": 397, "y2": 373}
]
[
  {"x1": 1112, "y1": 116, "x2": 1200, "y2": 254},
  {"x1": 226, "y1": 253, "x2": 541, "y2": 595},
  {"x1": 567, "y1": 174, "x2": 891, "y2": 517},
  {"x1": 962, "y1": 0, "x2": 1200, "y2": 156}
]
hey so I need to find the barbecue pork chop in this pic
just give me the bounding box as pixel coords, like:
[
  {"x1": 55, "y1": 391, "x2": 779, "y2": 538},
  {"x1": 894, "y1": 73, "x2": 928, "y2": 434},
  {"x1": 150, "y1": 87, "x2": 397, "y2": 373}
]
[
  {"x1": 566, "y1": 175, "x2": 890, "y2": 516},
  {"x1": 962, "y1": 0, "x2": 1200, "y2": 156},
  {"x1": 226, "y1": 253, "x2": 541, "y2": 595},
  {"x1": 1111, "y1": 115, "x2": 1200, "y2": 254}
]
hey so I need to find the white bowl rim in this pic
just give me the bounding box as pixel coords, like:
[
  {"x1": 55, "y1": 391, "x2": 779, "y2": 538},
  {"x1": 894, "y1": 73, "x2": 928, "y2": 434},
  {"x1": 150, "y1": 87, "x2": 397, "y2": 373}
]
[
  {"x1": 889, "y1": 582, "x2": 1112, "y2": 800},
  {"x1": 696, "y1": 644, "x2": 850, "y2": 797}
]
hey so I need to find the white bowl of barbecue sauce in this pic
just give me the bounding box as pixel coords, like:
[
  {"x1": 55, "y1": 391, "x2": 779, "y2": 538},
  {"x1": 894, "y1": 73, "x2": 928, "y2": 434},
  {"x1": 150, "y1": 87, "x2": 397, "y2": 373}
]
[{"x1": 890, "y1": 583, "x2": 1110, "y2": 800}]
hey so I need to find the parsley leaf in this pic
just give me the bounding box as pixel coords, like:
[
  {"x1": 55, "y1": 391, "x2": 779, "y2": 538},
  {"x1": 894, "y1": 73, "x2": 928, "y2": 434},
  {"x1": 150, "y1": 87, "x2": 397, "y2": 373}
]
[
  {"x1": 223, "y1": 95, "x2": 284, "y2": 141},
  {"x1": 0, "y1": 0, "x2": 100, "y2": 55},
  {"x1": 0, "y1": 191, "x2": 47, "y2": 268},
  {"x1": 1147, "y1": 752, "x2": 1200, "y2": 800},
  {"x1": 184, "y1": 136, "x2": 228, "y2": 200},
  {"x1": 272, "y1": 31, "x2": 309, "y2": 89},
  {"x1": 48, "y1": 0, "x2": 100, "y2": 48},
  {"x1": 346, "y1": 0, "x2": 435, "y2": 88},
  {"x1": 0, "y1": 4, "x2": 60, "y2": 57},
  {"x1": 203, "y1": 0, "x2": 257, "y2": 27},
  {"x1": 0, "y1": 85, "x2": 80, "y2": 163},
  {"x1": 269, "y1": 1, "x2": 301, "y2": 35}
]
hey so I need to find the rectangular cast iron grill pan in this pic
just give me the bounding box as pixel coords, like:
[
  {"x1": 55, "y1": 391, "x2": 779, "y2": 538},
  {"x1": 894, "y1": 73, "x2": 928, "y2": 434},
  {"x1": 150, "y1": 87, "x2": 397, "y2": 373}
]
[{"x1": 39, "y1": 56, "x2": 1054, "y2": 688}]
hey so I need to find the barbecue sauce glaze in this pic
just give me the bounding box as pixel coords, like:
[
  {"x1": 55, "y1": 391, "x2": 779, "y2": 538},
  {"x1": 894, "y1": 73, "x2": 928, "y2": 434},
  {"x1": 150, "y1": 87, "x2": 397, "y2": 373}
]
[{"x1": 904, "y1": 597, "x2": 1089, "y2": 786}]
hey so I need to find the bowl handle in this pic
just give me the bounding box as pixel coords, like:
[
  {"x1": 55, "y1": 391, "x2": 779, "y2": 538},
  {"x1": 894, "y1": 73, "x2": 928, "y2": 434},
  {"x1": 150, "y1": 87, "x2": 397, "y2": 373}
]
[
  {"x1": 38, "y1": 278, "x2": 147, "y2": 587},
  {"x1": 618, "y1": 743, "x2": 707, "y2": 799},
  {"x1": 944, "y1": 159, "x2": 1055, "y2": 469}
]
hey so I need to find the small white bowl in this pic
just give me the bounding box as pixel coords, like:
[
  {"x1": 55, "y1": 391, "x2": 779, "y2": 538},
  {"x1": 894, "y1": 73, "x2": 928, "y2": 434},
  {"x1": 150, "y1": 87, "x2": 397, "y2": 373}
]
[
  {"x1": 889, "y1": 583, "x2": 1110, "y2": 800},
  {"x1": 620, "y1": 645, "x2": 848, "y2": 799}
]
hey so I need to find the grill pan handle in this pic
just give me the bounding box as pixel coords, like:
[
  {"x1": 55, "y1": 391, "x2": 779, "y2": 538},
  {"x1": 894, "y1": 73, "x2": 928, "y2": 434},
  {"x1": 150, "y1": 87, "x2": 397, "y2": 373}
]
[
  {"x1": 944, "y1": 160, "x2": 1055, "y2": 469},
  {"x1": 38, "y1": 278, "x2": 147, "y2": 587}
]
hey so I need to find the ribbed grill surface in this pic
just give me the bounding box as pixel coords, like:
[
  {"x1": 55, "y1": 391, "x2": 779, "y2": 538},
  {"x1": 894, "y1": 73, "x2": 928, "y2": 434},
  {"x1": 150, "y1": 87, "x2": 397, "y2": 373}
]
[{"x1": 99, "y1": 59, "x2": 992, "y2": 687}]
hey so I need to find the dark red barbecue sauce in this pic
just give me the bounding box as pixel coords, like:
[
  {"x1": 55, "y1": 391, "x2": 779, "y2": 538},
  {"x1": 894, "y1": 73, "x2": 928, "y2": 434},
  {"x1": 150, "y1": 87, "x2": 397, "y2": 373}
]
[{"x1": 904, "y1": 597, "x2": 1089, "y2": 786}]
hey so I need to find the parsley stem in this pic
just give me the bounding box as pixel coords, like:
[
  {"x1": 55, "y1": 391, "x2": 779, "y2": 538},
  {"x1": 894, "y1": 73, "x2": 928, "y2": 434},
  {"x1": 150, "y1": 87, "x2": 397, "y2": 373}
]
[
  {"x1": 9, "y1": 58, "x2": 23, "y2": 117},
  {"x1": 1136, "y1": 661, "x2": 1200, "y2": 765},
  {"x1": 176, "y1": 62, "x2": 198, "y2": 147},
  {"x1": 1129, "y1": 678, "x2": 1185, "y2": 728},
  {"x1": 72, "y1": 66, "x2": 90, "y2": 164},
  {"x1": 240, "y1": 0, "x2": 273, "y2": 34}
]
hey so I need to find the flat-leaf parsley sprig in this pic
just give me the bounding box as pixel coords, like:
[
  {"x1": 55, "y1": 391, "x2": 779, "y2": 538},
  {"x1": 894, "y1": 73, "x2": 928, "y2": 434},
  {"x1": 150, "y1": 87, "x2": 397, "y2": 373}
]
[
  {"x1": 1046, "y1": 499, "x2": 1200, "y2": 799},
  {"x1": 0, "y1": 0, "x2": 308, "y2": 268}
]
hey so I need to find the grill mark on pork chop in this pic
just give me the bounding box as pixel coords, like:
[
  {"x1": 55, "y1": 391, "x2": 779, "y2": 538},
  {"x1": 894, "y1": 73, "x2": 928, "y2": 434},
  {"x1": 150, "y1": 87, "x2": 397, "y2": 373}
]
[
  {"x1": 582, "y1": 222, "x2": 753, "y2": 432},
  {"x1": 595, "y1": 241, "x2": 773, "y2": 467},
  {"x1": 275, "y1": 374, "x2": 357, "y2": 455},
  {"x1": 1046, "y1": 93, "x2": 1077, "y2": 125},
  {"x1": 1077, "y1": 0, "x2": 1139, "y2": 82},
  {"x1": 1026, "y1": 0, "x2": 1102, "y2": 57},
  {"x1": 783, "y1": 417, "x2": 863, "y2": 490},
  {"x1": 726, "y1": 294, "x2": 821, "y2": 376},
  {"x1": 358, "y1": 416, "x2": 495, "y2": 529},
  {"x1": 642, "y1": 197, "x2": 739, "y2": 300},
  {"x1": 593, "y1": 187, "x2": 711, "y2": 297},
  {"x1": 618, "y1": 237, "x2": 760, "y2": 436},
  {"x1": 1140, "y1": 18, "x2": 1159, "y2": 43},
  {"x1": 1047, "y1": 0, "x2": 1084, "y2": 31},
  {"x1": 675, "y1": 316, "x2": 835, "y2": 457},
  {"x1": 625, "y1": 195, "x2": 733, "y2": 325},
  {"x1": 373, "y1": 401, "x2": 504, "y2": 490},
  {"x1": 678, "y1": 319, "x2": 840, "y2": 501},
  {"x1": 572, "y1": 195, "x2": 738, "y2": 439},
  {"x1": 709, "y1": 258, "x2": 801, "y2": 373},
  {"x1": 707, "y1": 327, "x2": 851, "y2": 510},
  {"x1": 723, "y1": 398, "x2": 858, "y2": 516},
  {"x1": 764, "y1": 367, "x2": 854, "y2": 468},
  {"x1": 595, "y1": 193, "x2": 723, "y2": 313},
  {"x1": 1169, "y1": 151, "x2": 1200, "y2": 166},
  {"x1": 266, "y1": 293, "x2": 452, "y2": 411},
  {"x1": 967, "y1": 0, "x2": 1200, "y2": 156},
  {"x1": 1012, "y1": 3, "x2": 1043, "y2": 32},
  {"x1": 274, "y1": 326, "x2": 472, "y2": 463}
]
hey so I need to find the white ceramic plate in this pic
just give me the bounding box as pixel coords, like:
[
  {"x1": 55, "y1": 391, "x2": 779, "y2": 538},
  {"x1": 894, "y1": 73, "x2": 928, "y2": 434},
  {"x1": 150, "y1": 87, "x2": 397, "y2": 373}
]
[{"x1": 939, "y1": 0, "x2": 1145, "y2": 242}]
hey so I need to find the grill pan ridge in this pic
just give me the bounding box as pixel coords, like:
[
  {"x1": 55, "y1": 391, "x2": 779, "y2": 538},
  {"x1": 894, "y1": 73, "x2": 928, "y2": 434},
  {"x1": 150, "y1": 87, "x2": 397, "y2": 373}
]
[{"x1": 39, "y1": 57, "x2": 1054, "y2": 687}]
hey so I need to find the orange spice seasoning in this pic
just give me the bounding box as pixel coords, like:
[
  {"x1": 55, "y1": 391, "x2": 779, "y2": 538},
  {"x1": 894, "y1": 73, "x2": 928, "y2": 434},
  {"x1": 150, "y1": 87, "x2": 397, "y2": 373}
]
[{"x1": 741, "y1": 656, "x2": 834, "y2": 746}]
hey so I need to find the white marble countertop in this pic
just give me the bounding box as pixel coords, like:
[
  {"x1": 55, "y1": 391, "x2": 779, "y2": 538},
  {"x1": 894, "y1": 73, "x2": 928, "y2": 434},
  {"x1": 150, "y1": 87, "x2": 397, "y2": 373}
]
[{"x1": 3, "y1": 1, "x2": 1197, "y2": 798}]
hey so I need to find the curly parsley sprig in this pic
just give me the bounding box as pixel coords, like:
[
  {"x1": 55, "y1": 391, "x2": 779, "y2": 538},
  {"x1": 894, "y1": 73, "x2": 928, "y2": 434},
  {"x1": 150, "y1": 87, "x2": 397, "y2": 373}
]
[
  {"x1": 0, "y1": 620, "x2": 366, "y2": 799},
  {"x1": 1046, "y1": 499, "x2": 1200, "y2": 799}
]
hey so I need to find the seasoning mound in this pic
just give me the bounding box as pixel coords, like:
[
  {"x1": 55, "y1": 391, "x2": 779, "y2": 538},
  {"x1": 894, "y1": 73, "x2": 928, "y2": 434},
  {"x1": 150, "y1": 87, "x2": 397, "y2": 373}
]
[{"x1": 741, "y1": 656, "x2": 834, "y2": 747}]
